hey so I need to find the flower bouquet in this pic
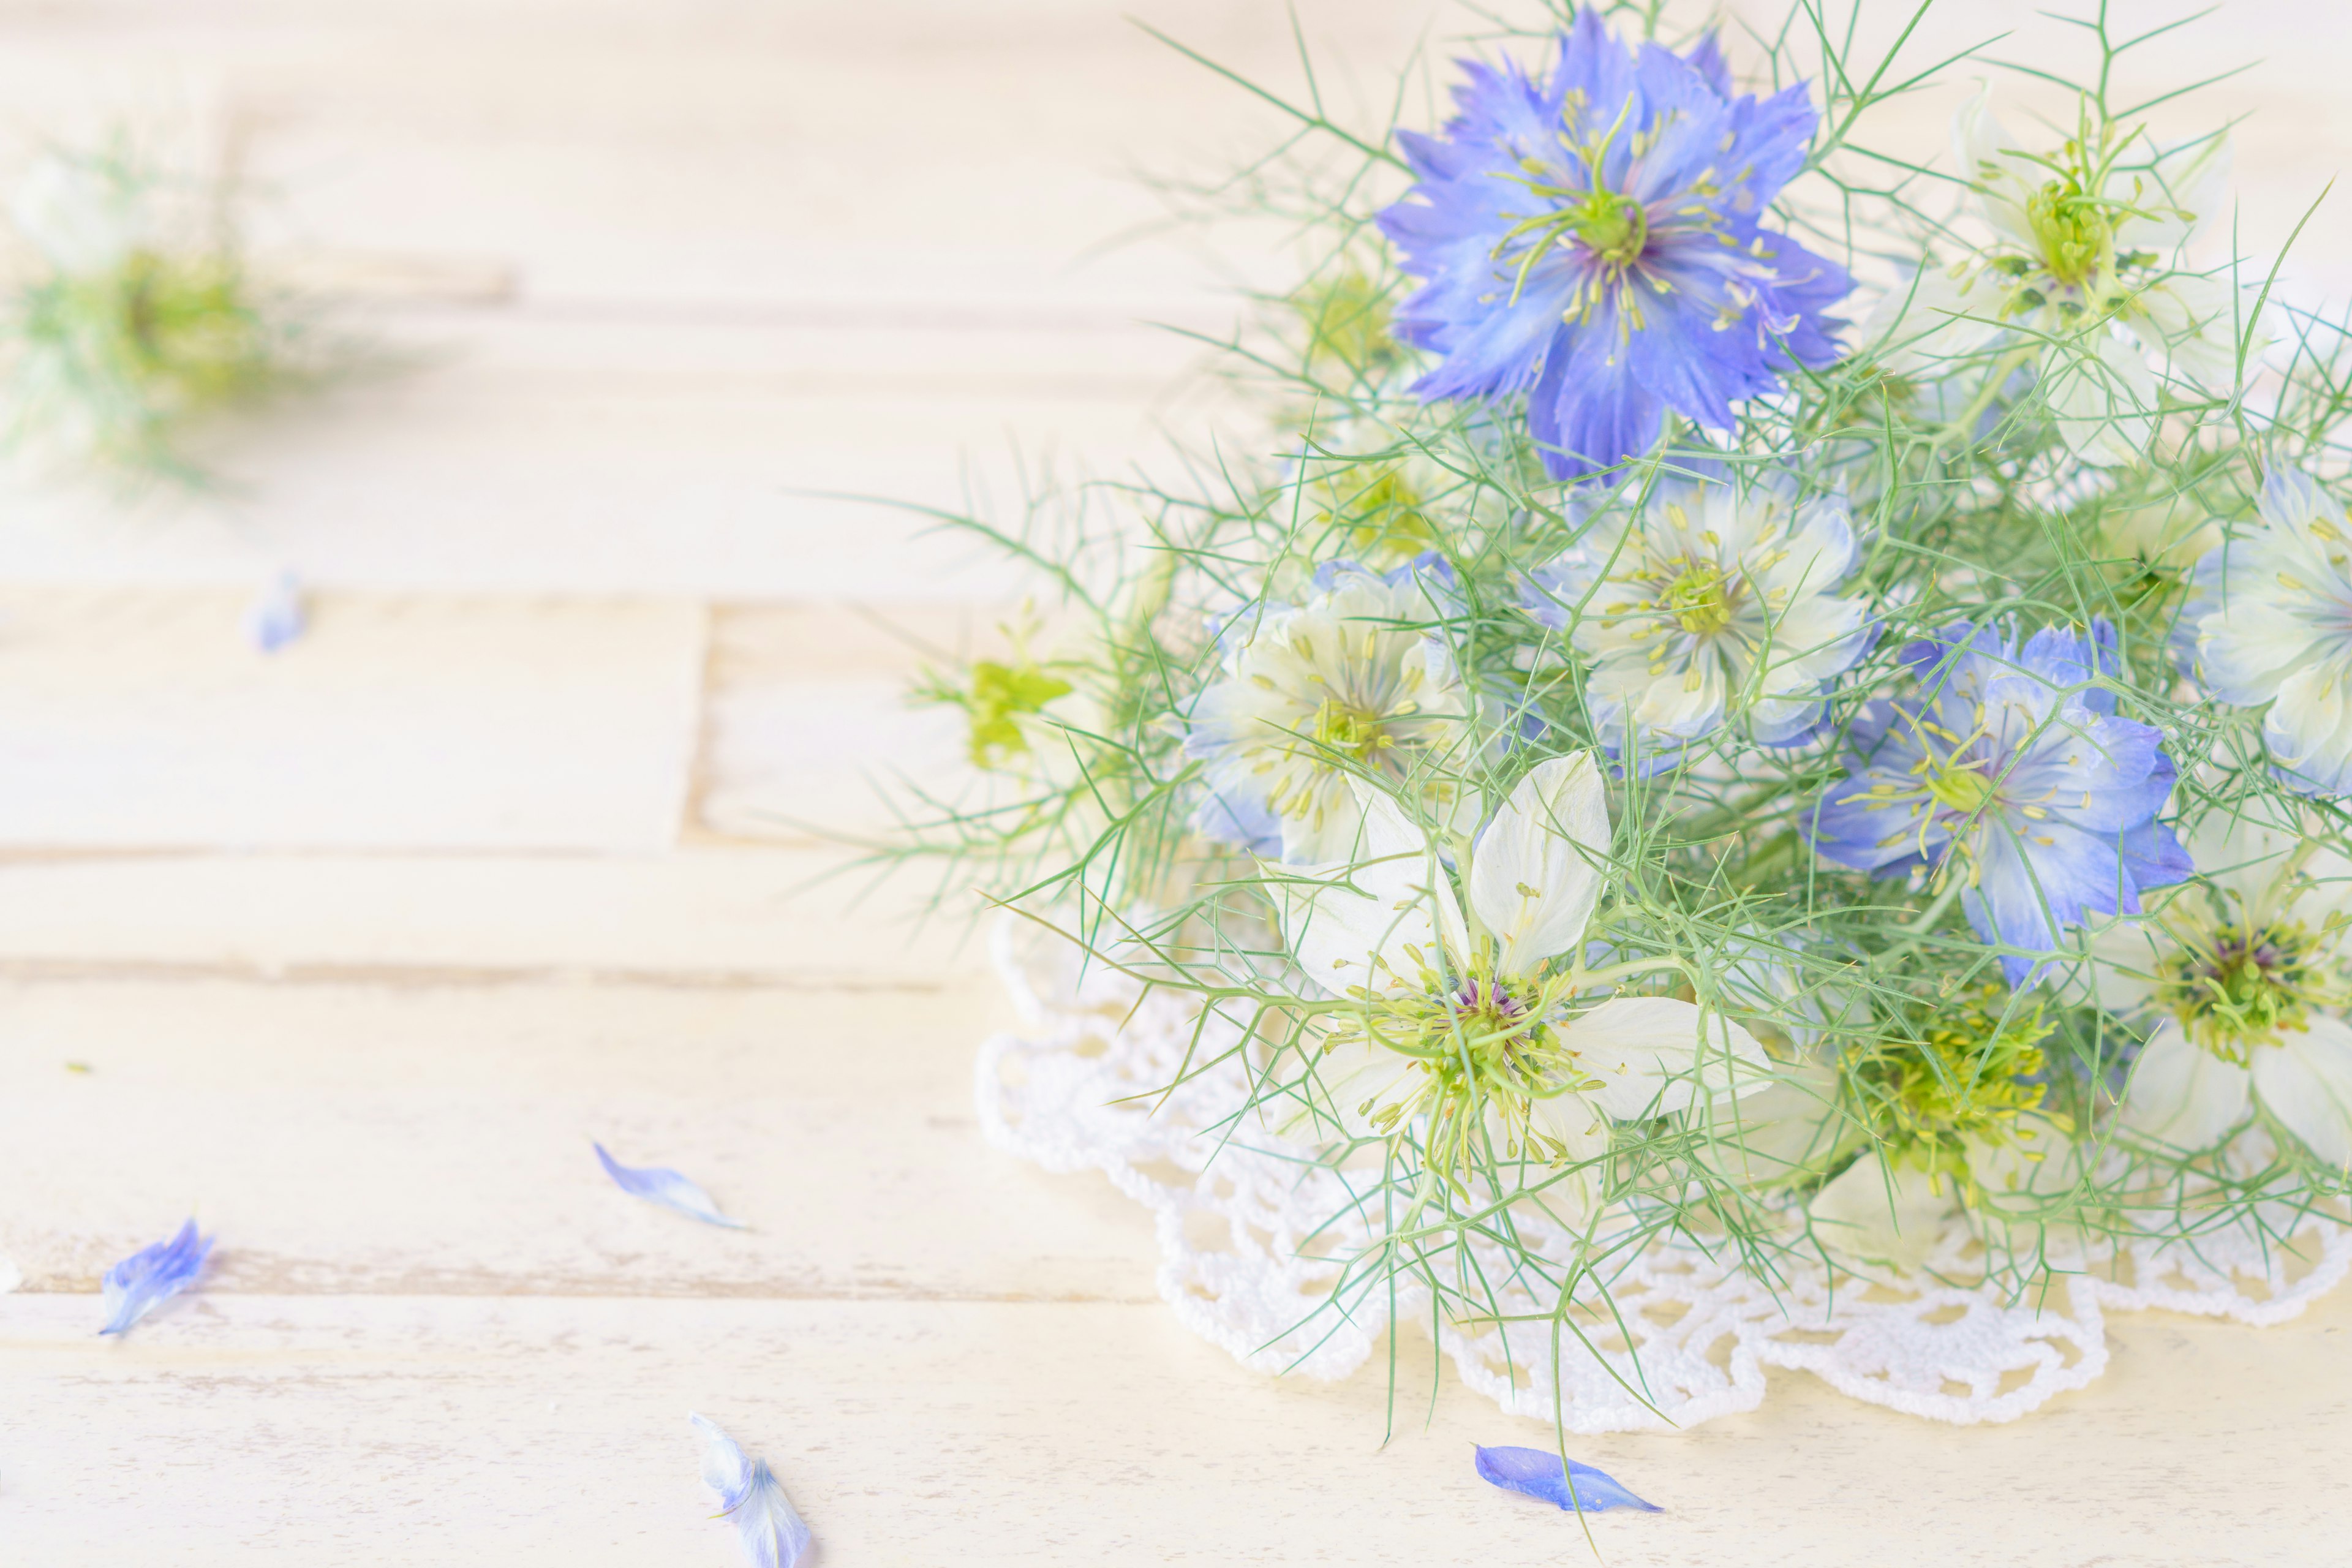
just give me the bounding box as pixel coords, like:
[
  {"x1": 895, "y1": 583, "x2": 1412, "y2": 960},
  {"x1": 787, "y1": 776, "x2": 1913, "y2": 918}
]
[{"x1": 878, "y1": 1, "x2": 2352, "y2": 1432}]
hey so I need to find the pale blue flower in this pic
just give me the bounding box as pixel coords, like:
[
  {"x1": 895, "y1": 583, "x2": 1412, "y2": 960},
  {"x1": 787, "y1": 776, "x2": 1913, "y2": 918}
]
[
  {"x1": 691, "y1": 1413, "x2": 812, "y2": 1568},
  {"x1": 594, "y1": 1142, "x2": 746, "y2": 1228},
  {"x1": 1182, "y1": 559, "x2": 1483, "y2": 862},
  {"x1": 1806, "y1": 620, "x2": 2192, "y2": 985},
  {"x1": 244, "y1": 571, "x2": 306, "y2": 653},
  {"x1": 1377, "y1": 12, "x2": 1850, "y2": 481},
  {"x1": 99, "y1": 1218, "x2": 213, "y2": 1335},
  {"x1": 1475, "y1": 1444, "x2": 1660, "y2": 1512},
  {"x1": 1524, "y1": 476, "x2": 1874, "y2": 758},
  {"x1": 2188, "y1": 467, "x2": 2352, "y2": 796}
]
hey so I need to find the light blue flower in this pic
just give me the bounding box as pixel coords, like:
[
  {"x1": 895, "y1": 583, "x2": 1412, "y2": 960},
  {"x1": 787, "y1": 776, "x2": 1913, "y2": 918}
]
[
  {"x1": 99, "y1": 1218, "x2": 213, "y2": 1336},
  {"x1": 244, "y1": 571, "x2": 306, "y2": 653},
  {"x1": 1806, "y1": 621, "x2": 2192, "y2": 985},
  {"x1": 2187, "y1": 467, "x2": 2352, "y2": 796},
  {"x1": 594, "y1": 1142, "x2": 746, "y2": 1228},
  {"x1": 1524, "y1": 475, "x2": 1874, "y2": 758},
  {"x1": 1475, "y1": 1444, "x2": 1660, "y2": 1513},
  {"x1": 1182, "y1": 558, "x2": 1483, "y2": 862},
  {"x1": 1376, "y1": 12, "x2": 1850, "y2": 481},
  {"x1": 691, "y1": 1413, "x2": 812, "y2": 1568}
]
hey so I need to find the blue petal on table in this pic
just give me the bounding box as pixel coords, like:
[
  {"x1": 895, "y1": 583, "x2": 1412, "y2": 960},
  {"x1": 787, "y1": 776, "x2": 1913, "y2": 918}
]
[
  {"x1": 1475, "y1": 1445, "x2": 1660, "y2": 1513},
  {"x1": 243, "y1": 571, "x2": 307, "y2": 653},
  {"x1": 99, "y1": 1218, "x2": 214, "y2": 1336},
  {"x1": 690, "y1": 1412, "x2": 813, "y2": 1568},
  {"x1": 593, "y1": 1142, "x2": 746, "y2": 1227}
]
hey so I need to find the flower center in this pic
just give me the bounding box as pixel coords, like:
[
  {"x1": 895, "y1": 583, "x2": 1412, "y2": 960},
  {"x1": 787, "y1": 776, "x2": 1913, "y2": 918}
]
[
  {"x1": 1923, "y1": 756, "x2": 1996, "y2": 816},
  {"x1": 1566, "y1": 187, "x2": 1648, "y2": 269},
  {"x1": 1854, "y1": 981, "x2": 2057, "y2": 1166},
  {"x1": 2158, "y1": 921, "x2": 2329, "y2": 1062},
  {"x1": 1659, "y1": 560, "x2": 1735, "y2": 635},
  {"x1": 1327, "y1": 959, "x2": 1605, "y2": 1169},
  {"x1": 2023, "y1": 178, "x2": 2112, "y2": 290},
  {"x1": 1311, "y1": 697, "x2": 1393, "y2": 761}
]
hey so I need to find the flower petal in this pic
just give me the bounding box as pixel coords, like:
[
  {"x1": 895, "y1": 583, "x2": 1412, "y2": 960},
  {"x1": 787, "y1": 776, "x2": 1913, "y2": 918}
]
[
  {"x1": 1468, "y1": 753, "x2": 1611, "y2": 974},
  {"x1": 1474, "y1": 1445, "x2": 1660, "y2": 1513},
  {"x1": 98, "y1": 1218, "x2": 214, "y2": 1336},
  {"x1": 690, "y1": 1414, "x2": 813, "y2": 1568},
  {"x1": 1807, "y1": 1156, "x2": 1952, "y2": 1270},
  {"x1": 2252, "y1": 1014, "x2": 2352, "y2": 1168},
  {"x1": 1277, "y1": 788, "x2": 1468, "y2": 996},
  {"x1": 2121, "y1": 1021, "x2": 2253, "y2": 1153},
  {"x1": 1567, "y1": 995, "x2": 1770, "y2": 1119},
  {"x1": 244, "y1": 571, "x2": 307, "y2": 654},
  {"x1": 595, "y1": 1143, "x2": 747, "y2": 1228},
  {"x1": 1713, "y1": 1055, "x2": 1849, "y2": 1186}
]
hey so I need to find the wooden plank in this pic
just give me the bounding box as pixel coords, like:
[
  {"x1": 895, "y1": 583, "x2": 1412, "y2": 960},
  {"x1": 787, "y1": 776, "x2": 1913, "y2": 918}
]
[
  {"x1": 0, "y1": 845, "x2": 982, "y2": 982},
  {"x1": 1, "y1": 1289, "x2": 2347, "y2": 1564},
  {"x1": 0, "y1": 588, "x2": 704, "y2": 851},
  {"x1": 0, "y1": 311, "x2": 1209, "y2": 600},
  {"x1": 695, "y1": 601, "x2": 1006, "y2": 841},
  {"x1": 0, "y1": 974, "x2": 1160, "y2": 1303}
]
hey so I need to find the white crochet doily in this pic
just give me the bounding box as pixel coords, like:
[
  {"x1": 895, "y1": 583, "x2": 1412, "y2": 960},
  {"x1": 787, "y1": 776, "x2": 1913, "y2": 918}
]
[{"x1": 976, "y1": 923, "x2": 2352, "y2": 1430}]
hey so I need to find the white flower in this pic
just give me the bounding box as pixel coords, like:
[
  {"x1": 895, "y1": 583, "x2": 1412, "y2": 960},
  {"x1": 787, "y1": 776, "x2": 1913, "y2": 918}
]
[
  {"x1": 1805, "y1": 1118, "x2": 2078, "y2": 1270},
  {"x1": 1184, "y1": 562, "x2": 1482, "y2": 862},
  {"x1": 1862, "y1": 91, "x2": 2258, "y2": 464},
  {"x1": 2191, "y1": 467, "x2": 2352, "y2": 796},
  {"x1": 12, "y1": 153, "x2": 149, "y2": 277},
  {"x1": 1525, "y1": 478, "x2": 1874, "y2": 755},
  {"x1": 1274, "y1": 753, "x2": 1768, "y2": 1210},
  {"x1": 2090, "y1": 809, "x2": 2352, "y2": 1166}
]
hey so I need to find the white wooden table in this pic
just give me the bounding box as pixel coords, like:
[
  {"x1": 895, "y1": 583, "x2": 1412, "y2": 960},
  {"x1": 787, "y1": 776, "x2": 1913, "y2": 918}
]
[{"x1": 2, "y1": 2, "x2": 2348, "y2": 1562}]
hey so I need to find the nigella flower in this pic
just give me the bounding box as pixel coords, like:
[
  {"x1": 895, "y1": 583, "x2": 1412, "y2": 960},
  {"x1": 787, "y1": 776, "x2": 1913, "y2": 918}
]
[
  {"x1": 595, "y1": 1142, "x2": 747, "y2": 1228},
  {"x1": 1863, "y1": 92, "x2": 2253, "y2": 463},
  {"x1": 1523, "y1": 475, "x2": 1872, "y2": 758},
  {"x1": 1806, "y1": 621, "x2": 2192, "y2": 985},
  {"x1": 99, "y1": 1218, "x2": 213, "y2": 1335},
  {"x1": 1476, "y1": 1445, "x2": 1660, "y2": 1513},
  {"x1": 1183, "y1": 559, "x2": 1483, "y2": 862},
  {"x1": 2187, "y1": 467, "x2": 2352, "y2": 796},
  {"x1": 1375, "y1": 12, "x2": 1850, "y2": 481},
  {"x1": 2088, "y1": 810, "x2": 2352, "y2": 1166},
  {"x1": 1275, "y1": 754, "x2": 1768, "y2": 1212},
  {"x1": 690, "y1": 1414, "x2": 812, "y2": 1568}
]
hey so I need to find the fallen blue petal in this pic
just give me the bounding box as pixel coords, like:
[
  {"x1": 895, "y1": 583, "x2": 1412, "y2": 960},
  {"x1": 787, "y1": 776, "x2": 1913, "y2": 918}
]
[
  {"x1": 244, "y1": 571, "x2": 307, "y2": 654},
  {"x1": 690, "y1": 1412, "x2": 813, "y2": 1568},
  {"x1": 1476, "y1": 1446, "x2": 1660, "y2": 1513},
  {"x1": 594, "y1": 1142, "x2": 745, "y2": 1228},
  {"x1": 99, "y1": 1218, "x2": 213, "y2": 1336}
]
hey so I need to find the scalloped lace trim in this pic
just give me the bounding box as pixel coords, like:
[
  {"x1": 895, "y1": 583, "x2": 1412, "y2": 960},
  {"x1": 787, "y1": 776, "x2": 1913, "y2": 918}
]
[{"x1": 976, "y1": 923, "x2": 2352, "y2": 1429}]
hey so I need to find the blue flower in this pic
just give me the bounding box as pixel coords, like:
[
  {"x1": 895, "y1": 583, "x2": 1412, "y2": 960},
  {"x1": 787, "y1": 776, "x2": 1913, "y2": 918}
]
[
  {"x1": 1376, "y1": 13, "x2": 1850, "y2": 481},
  {"x1": 691, "y1": 1413, "x2": 813, "y2": 1568},
  {"x1": 1806, "y1": 621, "x2": 2192, "y2": 985},
  {"x1": 1475, "y1": 1445, "x2": 1660, "y2": 1513},
  {"x1": 594, "y1": 1142, "x2": 747, "y2": 1228},
  {"x1": 99, "y1": 1218, "x2": 213, "y2": 1335}
]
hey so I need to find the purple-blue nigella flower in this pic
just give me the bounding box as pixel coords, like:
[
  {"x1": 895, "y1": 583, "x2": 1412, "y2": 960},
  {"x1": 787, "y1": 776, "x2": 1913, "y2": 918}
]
[
  {"x1": 691, "y1": 1413, "x2": 812, "y2": 1568},
  {"x1": 1806, "y1": 620, "x2": 2192, "y2": 985},
  {"x1": 594, "y1": 1142, "x2": 746, "y2": 1228},
  {"x1": 99, "y1": 1218, "x2": 213, "y2": 1335},
  {"x1": 243, "y1": 571, "x2": 306, "y2": 654},
  {"x1": 1476, "y1": 1444, "x2": 1660, "y2": 1513},
  {"x1": 1376, "y1": 13, "x2": 1851, "y2": 481}
]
